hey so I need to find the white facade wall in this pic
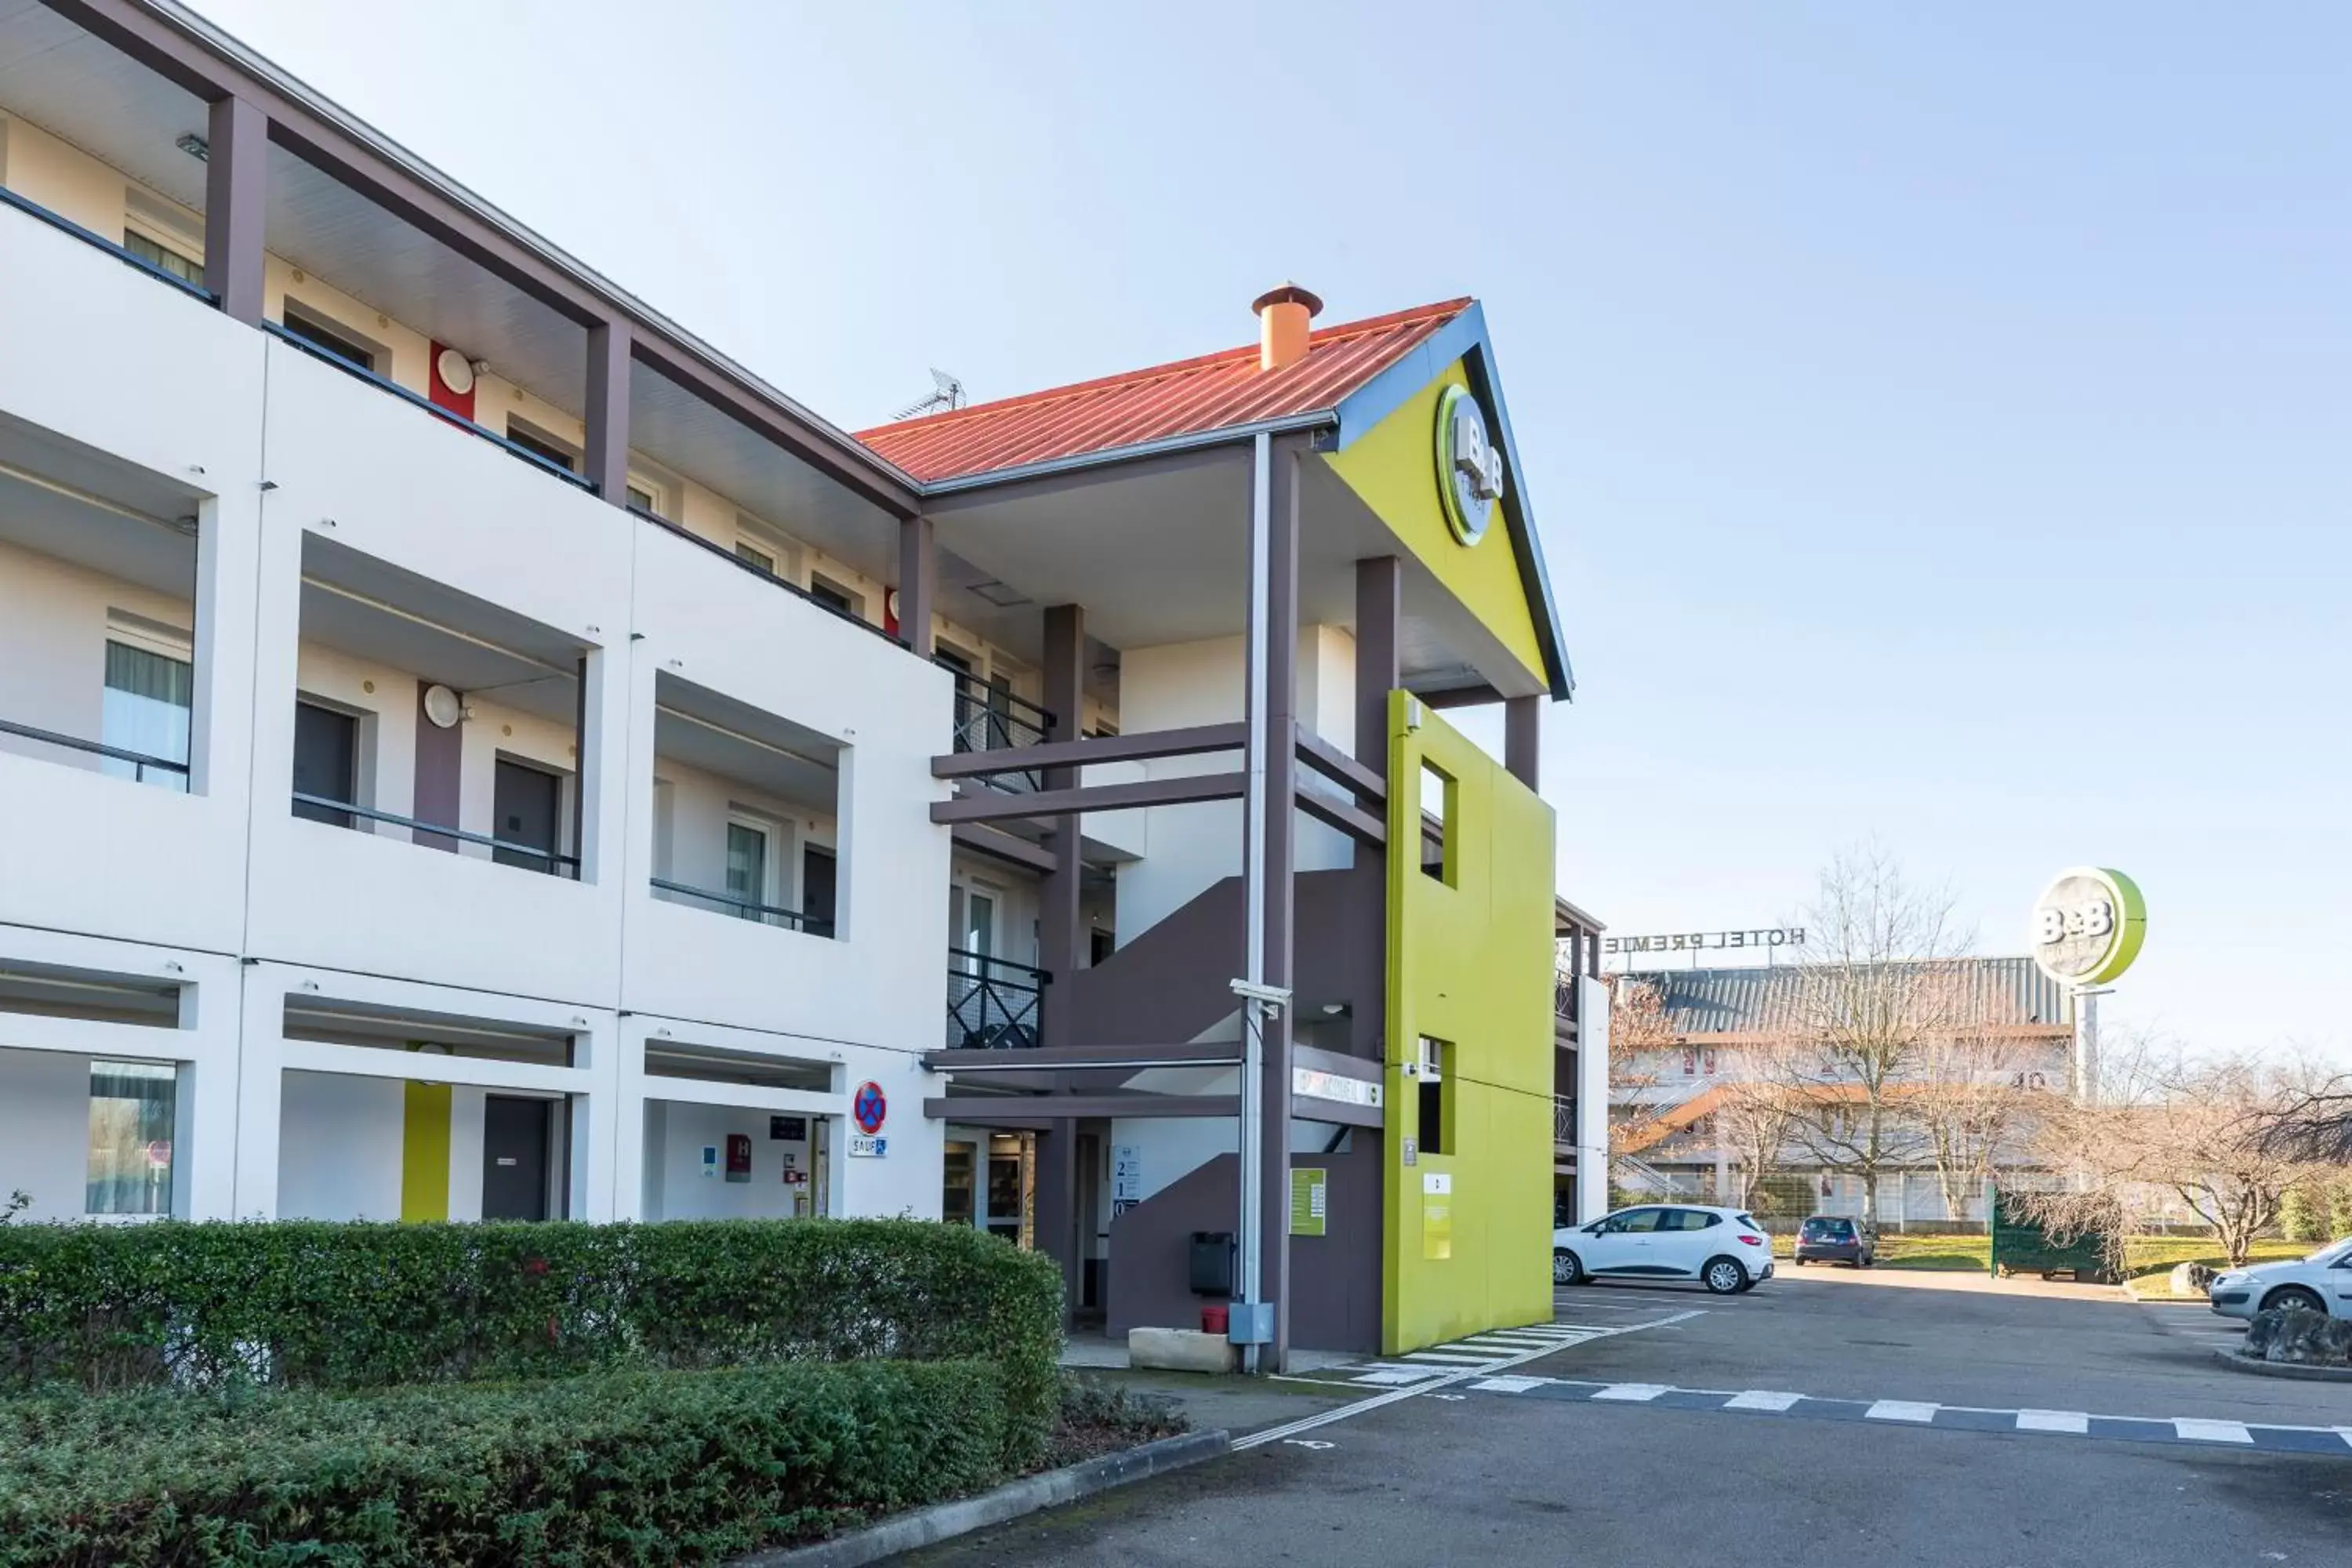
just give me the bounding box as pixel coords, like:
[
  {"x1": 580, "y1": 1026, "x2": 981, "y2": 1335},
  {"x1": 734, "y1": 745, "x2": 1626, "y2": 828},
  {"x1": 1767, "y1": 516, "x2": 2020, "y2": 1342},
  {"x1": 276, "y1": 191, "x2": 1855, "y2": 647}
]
[
  {"x1": 0, "y1": 197, "x2": 954, "y2": 1227},
  {"x1": 1111, "y1": 626, "x2": 1359, "y2": 945}
]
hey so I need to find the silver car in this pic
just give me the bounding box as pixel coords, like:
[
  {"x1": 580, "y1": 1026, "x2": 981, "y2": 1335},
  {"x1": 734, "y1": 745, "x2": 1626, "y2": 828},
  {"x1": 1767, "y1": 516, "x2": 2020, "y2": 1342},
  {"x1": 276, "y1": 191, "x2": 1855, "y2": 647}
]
[{"x1": 2208, "y1": 1237, "x2": 2352, "y2": 1321}]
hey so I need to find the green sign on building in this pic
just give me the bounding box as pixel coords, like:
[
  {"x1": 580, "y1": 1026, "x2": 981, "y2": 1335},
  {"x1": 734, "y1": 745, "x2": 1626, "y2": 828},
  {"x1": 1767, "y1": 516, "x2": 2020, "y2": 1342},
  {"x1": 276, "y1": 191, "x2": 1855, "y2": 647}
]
[{"x1": 1290, "y1": 1167, "x2": 1327, "y2": 1237}]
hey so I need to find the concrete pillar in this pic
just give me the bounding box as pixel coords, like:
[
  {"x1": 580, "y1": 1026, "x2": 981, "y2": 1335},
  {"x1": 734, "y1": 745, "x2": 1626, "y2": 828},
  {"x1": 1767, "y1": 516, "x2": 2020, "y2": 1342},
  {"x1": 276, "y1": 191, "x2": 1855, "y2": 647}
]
[
  {"x1": 1258, "y1": 443, "x2": 1301, "y2": 1368},
  {"x1": 1039, "y1": 604, "x2": 1085, "y2": 1044},
  {"x1": 203, "y1": 95, "x2": 267, "y2": 323},
  {"x1": 584, "y1": 319, "x2": 631, "y2": 506},
  {"x1": 896, "y1": 513, "x2": 936, "y2": 658},
  {"x1": 1504, "y1": 695, "x2": 1541, "y2": 792}
]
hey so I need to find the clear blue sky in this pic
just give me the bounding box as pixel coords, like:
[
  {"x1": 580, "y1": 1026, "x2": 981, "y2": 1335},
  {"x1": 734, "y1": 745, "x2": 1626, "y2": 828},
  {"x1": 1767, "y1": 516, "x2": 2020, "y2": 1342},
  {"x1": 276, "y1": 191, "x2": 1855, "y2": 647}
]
[{"x1": 189, "y1": 2, "x2": 2350, "y2": 1059}]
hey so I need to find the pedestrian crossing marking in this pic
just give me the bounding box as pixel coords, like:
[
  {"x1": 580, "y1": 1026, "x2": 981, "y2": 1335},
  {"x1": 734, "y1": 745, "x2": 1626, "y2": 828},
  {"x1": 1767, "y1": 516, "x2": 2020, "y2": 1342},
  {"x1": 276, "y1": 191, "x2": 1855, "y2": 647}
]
[
  {"x1": 1725, "y1": 1390, "x2": 1803, "y2": 1411},
  {"x1": 1865, "y1": 1400, "x2": 1940, "y2": 1423},
  {"x1": 2172, "y1": 1418, "x2": 2253, "y2": 1444},
  {"x1": 1592, "y1": 1383, "x2": 1671, "y2": 1402},
  {"x1": 2016, "y1": 1410, "x2": 2089, "y2": 1434},
  {"x1": 1472, "y1": 1375, "x2": 1551, "y2": 1393}
]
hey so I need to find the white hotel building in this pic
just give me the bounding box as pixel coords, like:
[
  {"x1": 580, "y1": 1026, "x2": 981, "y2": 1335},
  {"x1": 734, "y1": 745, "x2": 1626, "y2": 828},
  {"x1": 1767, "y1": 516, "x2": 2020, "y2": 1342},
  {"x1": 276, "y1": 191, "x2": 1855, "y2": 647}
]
[{"x1": 0, "y1": 1, "x2": 1596, "y2": 1363}]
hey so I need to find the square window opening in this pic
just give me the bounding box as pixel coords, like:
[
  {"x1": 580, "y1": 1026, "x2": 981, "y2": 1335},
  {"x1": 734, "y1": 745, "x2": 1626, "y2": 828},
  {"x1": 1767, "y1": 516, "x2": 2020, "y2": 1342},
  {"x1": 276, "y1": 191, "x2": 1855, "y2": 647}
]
[{"x1": 1418, "y1": 760, "x2": 1457, "y2": 885}]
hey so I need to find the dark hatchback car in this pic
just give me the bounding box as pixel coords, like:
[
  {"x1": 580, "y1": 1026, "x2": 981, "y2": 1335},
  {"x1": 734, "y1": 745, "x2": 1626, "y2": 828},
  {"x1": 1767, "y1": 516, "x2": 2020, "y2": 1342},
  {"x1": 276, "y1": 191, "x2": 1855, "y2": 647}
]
[{"x1": 1793, "y1": 1214, "x2": 1876, "y2": 1267}]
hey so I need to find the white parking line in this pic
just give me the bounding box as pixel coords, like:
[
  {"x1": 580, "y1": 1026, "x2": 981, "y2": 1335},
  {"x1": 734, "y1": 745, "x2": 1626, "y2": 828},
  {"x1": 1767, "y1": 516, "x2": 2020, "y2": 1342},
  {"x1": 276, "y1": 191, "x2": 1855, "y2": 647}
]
[
  {"x1": 1725, "y1": 1390, "x2": 1804, "y2": 1412},
  {"x1": 2172, "y1": 1418, "x2": 2253, "y2": 1444},
  {"x1": 2016, "y1": 1410, "x2": 2089, "y2": 1435},
  {"x1": 1403, "y1": 1351, "x2": 1501, "y2": 1364},
  {"x1": 1232, "y1": 1310, "x2": 1704, "y2": 1452},
  {"x1": 1865, "y1": 1400, "x2": 1940, "y2": 1423}
]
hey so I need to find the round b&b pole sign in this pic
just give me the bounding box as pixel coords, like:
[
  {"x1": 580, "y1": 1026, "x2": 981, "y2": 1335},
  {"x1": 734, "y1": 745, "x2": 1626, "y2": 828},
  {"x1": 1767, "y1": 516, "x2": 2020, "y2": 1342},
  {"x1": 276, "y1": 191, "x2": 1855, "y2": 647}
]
[{"x1": 2029, "y1": 867, "x2": 2146, "y2": 987}]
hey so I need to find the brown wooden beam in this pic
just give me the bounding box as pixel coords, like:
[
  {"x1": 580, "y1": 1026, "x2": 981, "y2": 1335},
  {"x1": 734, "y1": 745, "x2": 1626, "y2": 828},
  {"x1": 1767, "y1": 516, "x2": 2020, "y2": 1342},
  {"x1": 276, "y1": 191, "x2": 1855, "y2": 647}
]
[
  {"x1": 930, "y1": 771, "x2": 1245, "y2": 825},
  {"x1": 1296, "y1": 784, "x2": 1385, "y2": 847},
  {"x1": 948, "y1": 822, "x2": 1056, "y2": 873},
  {"x1": 931, "y1": 722, "x2": 1245, "y2": 779},
  {"x1": 1294, "y1": 724, "x2": 1385, "y2": 804},
  {"x1": 925, "y1": 1094, "x2": 1239, "y2": 1121}
]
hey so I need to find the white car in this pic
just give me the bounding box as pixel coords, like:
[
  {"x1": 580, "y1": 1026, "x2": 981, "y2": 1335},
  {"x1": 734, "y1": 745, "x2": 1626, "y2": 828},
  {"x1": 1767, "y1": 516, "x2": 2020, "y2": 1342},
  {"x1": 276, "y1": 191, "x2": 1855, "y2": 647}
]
[
  {"x1": 1554, "y1": 1203, "x2": 1775, "y2": 1294},
  {"x1": 2209, "y1": 1237, "x2": 2352, "y2": 1321}
]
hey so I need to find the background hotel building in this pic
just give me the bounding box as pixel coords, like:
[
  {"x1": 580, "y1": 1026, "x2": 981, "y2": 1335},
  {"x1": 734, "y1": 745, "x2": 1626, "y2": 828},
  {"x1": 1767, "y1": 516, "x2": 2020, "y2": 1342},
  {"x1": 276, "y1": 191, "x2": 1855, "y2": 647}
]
[{"x1": 0, "y1": 0, "x2": 1601, "y2": 1365}]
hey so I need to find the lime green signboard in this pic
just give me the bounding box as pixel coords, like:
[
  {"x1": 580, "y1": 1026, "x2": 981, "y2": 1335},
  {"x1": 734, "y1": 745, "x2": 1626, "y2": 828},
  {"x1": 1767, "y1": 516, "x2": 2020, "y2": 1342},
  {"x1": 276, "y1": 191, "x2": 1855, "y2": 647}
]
[
  {"x1": 2030, "y1": 867, "x2": 2147, "y2": 987},
  {"x1": 1290, "y1": 1167, "x2": 1327, "y2": 1238}
]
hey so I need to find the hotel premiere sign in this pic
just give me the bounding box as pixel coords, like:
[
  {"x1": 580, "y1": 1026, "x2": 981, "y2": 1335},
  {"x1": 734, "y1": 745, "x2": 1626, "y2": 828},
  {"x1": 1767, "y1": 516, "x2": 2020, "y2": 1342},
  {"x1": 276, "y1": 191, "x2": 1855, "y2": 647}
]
[{"x1": 1605, "y1": 927, "x2": 1806, "y2": 958}]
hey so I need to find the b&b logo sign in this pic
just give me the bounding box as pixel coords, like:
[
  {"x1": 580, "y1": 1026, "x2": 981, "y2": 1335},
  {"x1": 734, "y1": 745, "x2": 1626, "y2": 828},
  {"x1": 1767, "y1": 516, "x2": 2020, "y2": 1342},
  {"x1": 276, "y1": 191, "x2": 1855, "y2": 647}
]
[{"x1": 1434, "y1": 383, "x2": 1506, "y2": 547}]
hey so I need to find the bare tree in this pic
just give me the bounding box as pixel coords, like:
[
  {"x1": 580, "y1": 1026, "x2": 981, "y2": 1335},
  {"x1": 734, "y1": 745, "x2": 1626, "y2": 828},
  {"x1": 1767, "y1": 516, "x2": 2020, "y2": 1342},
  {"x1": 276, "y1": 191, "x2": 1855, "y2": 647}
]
[
  {"x1": 2024, "y1": 1044, "x2": 2312, "y2": 1268},
  {"x1": 1907, "y1": 1021, "x2": 2031, "y2": 1225},
  {"x1": 1711, "y1": 1071, "x2": 1803, "y2": 1212},
  {"x1": 1605, "y1": 975, "x2": 1682, "y2": 1186},
  {"x1": 1767, "y1": 847, "x2": 1970, "y2": 1213}
]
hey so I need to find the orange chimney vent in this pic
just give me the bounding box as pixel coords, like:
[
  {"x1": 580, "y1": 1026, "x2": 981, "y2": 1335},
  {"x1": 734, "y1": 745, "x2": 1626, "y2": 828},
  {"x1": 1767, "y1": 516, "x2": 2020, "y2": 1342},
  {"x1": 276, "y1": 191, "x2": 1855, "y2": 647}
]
[{"x1": 1252, "y1": 282, "x2": 1323, "y2": 372}]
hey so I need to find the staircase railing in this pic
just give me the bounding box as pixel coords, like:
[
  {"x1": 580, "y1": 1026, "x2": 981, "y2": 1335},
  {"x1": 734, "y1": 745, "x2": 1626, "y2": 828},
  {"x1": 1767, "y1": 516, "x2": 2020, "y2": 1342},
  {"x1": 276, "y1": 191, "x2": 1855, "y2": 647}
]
[{"x1": 945, "y1": 949, "x2": 1048, "y2": 1050}]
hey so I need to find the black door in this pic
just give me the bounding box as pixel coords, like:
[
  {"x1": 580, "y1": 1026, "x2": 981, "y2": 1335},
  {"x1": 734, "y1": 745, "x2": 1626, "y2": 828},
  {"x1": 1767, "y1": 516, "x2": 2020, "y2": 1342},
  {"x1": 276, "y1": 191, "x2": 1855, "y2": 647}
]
[
  {"x1": 292, "y1": 702, "x2": 357, "y2": 826},
  {"x1": 801, "y1": 845, "x2": 837, "y2": 936},
  {"x1": 481, "y1": 1095, "x2": 552, "y2": 1221},
  {"x1": 492, "y1": 760, "x2": 561, "y2": 873}
]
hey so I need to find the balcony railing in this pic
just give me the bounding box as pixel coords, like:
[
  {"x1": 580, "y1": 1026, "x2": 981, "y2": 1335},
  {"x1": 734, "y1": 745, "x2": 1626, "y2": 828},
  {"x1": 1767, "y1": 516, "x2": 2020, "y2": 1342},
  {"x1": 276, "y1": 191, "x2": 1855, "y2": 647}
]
[
  {"x1": 0, "y1": 183, "x2": 216, "y2": 303},
  {"x1": 649, "y1": 876, "x2": 831, "y2": 935},
  {"x1": 946, "y1": 950, "x2": 1047, "y2": 1051},
  {"x1": 1555, "y1": 1094, "x2": 1577, "y2": 1145},
  {"x1": 1554, "y1": 964, "x2": 1579, "y2": 1024},
  {"x1": 0, "y1": 717, "x2": 190, "y2": 786},
  {"x1": 262, "y1": 321, "x2": 595, "y2": 492},
  {"x1": 290, "y1": 793, "x2": 580, "y2": 877},
  {"x1": 942, "y1": 667, "x2": 1051, "y2": 793}
]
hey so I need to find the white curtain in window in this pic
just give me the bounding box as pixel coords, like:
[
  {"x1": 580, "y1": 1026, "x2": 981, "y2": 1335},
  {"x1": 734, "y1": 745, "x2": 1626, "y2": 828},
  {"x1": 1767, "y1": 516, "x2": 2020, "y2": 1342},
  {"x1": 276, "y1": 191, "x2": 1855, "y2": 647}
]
[{"x1": 100, "y1": 640, "x2": 191, "y2": 791}]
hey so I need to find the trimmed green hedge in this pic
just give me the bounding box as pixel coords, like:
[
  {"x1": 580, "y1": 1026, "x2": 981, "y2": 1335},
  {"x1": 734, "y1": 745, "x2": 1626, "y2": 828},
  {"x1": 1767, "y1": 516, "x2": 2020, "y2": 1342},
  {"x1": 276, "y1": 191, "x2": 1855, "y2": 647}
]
[
  {"x1": 0, "y1": 1218, "x2": 1062, "y2": 1467},
  {"x1": 0, "y1": 1359, "x2": 1007, "y2": 1566}
]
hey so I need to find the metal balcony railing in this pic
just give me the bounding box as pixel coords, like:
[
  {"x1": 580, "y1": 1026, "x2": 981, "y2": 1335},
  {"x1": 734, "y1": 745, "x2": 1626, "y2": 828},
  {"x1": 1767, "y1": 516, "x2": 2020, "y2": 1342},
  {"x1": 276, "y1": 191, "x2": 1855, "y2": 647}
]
[
  {"x1": 290, "y1": 793, "x2": 580, "y2": 877},
  {"x1": 649, "y1": 876, "x2": 831, "y2": 935},
  {"x1": 946, "y1": 949, "x2": 1047, "y2": 1051},
  {"x1": 0, "y1": 717, "x2": 190, "y2": 785},
  {"x1": 0, "y1": 183, "x2": 216, "y2": 303},
  {"x1": 941, "y1": 666, "x2": 1052, "y2": 793},
  {"x1": 1555, "y1": 1094, "x2": 1577, "y2": 1145}
]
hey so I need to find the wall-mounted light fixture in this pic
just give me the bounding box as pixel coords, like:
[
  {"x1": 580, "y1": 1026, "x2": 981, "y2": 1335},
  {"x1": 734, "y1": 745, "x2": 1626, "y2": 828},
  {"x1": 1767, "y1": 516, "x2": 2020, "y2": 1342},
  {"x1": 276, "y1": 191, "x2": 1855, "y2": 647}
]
[{"x1": 175, "y1": 132, "x2": 209, "y2": 162}]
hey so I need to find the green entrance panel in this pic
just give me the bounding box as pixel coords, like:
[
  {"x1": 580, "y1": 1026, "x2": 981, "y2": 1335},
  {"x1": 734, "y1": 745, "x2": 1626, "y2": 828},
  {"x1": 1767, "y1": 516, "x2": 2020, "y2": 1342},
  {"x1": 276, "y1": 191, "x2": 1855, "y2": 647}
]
[{"x1": 1381, "y1": 692, "x2": 1555, "y2": 1354}]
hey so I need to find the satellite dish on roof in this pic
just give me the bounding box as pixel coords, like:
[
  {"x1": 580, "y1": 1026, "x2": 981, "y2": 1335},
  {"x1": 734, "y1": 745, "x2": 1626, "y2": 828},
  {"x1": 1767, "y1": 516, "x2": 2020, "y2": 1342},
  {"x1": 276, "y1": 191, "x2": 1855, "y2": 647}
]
[{"x1": 894, "y1": 368, "x2": 965, "y2": 420}]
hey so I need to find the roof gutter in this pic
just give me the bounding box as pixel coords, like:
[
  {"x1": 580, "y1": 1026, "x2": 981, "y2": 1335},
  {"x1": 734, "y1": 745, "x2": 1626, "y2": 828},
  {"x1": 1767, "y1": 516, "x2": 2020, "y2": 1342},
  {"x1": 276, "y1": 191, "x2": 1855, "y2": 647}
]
[
  {"x1": 140, "y1": 0, "x2": 923, "y2": 500},
  {"x1": 915, "y1": 409, "x2": 1337, "y2": 496}
]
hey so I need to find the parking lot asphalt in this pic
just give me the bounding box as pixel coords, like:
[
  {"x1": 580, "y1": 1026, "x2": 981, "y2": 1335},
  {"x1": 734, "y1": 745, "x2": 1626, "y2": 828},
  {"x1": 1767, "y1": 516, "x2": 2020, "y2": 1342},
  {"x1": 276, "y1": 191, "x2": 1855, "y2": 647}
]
[{"x1": 904, "y1": 1269, "x2": 2352, "y2": 1567}]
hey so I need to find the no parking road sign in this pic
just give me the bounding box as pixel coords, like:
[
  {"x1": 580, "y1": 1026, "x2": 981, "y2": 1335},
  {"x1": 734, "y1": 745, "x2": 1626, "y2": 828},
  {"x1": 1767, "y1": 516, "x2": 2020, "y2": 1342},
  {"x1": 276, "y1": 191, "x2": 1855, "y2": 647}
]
[{"x1": 850, "y1": 1081, "x2": 889, "y2": 1156}]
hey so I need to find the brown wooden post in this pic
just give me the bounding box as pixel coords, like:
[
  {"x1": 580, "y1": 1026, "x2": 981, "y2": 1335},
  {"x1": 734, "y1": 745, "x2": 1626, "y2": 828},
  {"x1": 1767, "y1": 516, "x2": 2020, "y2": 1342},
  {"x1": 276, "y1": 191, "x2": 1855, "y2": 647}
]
[
  {"x1": 584, "y1": 319, "x2": 631, "y2": 506},
  {"x1": 897, "y1": 513, "x2": 935, "y2": 658},
  {"x1": 1039, "y1": 604, "x2": 1086, "y2": 1048},
  {"x1": 202, "y1": 95, "x2": 266, "y2": 323}
]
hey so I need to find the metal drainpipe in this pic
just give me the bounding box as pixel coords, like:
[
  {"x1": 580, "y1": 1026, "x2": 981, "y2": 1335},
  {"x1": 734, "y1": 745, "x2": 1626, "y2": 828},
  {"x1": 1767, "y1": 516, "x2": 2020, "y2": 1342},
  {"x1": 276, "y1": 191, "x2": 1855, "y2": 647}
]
[{"x1": 1235, "y1": 431, "x2": 1272, "y2": 1374}]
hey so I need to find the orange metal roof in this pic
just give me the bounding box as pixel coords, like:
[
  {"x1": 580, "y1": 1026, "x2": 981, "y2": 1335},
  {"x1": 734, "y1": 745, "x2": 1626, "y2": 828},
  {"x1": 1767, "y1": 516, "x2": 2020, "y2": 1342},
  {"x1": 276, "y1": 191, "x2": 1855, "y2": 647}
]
[{"x1": 856, "y1": 298, "x2": 1473, "y2": 485}]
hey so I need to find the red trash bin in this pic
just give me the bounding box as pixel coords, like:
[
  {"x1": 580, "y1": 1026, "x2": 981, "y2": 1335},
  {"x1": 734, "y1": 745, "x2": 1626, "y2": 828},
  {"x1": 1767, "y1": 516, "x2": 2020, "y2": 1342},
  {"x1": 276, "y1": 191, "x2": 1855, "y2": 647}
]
[{"x1": 1200, "y1": 1304, "x2": 1230, "y2": 1336}]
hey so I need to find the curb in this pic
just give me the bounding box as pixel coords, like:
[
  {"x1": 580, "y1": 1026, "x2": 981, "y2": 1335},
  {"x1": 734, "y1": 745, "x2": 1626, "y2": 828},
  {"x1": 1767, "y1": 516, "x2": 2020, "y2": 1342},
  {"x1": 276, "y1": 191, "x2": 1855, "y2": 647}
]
[
  {"x1": 730, "y1": 1428, "x2": 1233, "y2": 1567},
  {"x1": 2210, "y1": 1347, "x2": 2352, "y2": 1383}
]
